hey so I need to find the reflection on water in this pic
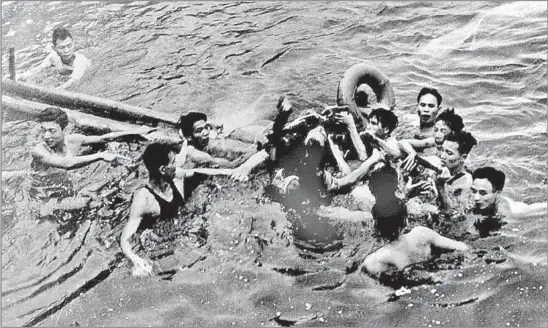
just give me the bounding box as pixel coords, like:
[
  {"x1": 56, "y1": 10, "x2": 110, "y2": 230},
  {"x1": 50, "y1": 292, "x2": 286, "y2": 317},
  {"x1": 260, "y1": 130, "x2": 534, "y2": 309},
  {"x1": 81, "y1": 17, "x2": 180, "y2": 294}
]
[{"x1": 1, "y1": 1, "x2": 547, "y2": 327}]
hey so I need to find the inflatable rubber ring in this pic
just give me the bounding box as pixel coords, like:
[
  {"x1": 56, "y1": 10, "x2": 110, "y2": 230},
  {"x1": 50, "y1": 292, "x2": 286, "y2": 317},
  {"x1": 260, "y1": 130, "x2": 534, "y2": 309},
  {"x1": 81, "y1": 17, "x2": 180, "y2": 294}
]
[{"x1": 336, "y1": 63, "x2": 396, "y2": 120}]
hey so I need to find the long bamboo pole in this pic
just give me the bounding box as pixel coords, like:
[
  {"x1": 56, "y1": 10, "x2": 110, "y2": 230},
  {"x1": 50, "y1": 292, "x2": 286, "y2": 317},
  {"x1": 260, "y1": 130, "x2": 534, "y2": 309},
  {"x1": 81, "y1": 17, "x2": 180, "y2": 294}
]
[
  {"x1": 2, "y1": 95, "x2": 181, "y2": 143},
  {"x1": 2, "y1": 78, "x2": 178, "y2": 127}
]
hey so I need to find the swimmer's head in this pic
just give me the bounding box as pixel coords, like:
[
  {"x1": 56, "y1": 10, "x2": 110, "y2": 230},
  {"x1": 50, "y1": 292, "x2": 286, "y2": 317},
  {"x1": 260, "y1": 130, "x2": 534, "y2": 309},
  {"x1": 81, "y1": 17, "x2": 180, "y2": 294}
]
[
  {"x1": 439, "y1": 131, "x2": 477, "y2": 171},
  {"x1": 417, "y1": 87, "x2": 442, "y2": 126},
  {"x1": 367, "y1": 108, "x2": 398, "y2": 138},
  {"x1": 37, "y1": 107, "x2": 68, "y2": 148},
  {"x1": 142, "y1": 143, "x2": 178, "y2": 180},
  {"x1": 52, "y1": 27, "x2": 74, "y2": 63},
  {"x1": 369, "y1": 166, "x2": 407, "y2": 241},
  {"x1": 433, "y1": 109, "x2": 464, "y2": 145},
  {"x1": 177, "y1": 112, "x2": 210, "y2": 149},
  {"x1": 471, "y1": 167, "x2": 505, "y2": 210}
]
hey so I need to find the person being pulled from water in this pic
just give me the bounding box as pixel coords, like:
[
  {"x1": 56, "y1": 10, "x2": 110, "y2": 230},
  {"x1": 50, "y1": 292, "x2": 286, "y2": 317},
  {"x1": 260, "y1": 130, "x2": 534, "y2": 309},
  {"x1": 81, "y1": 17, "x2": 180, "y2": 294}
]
[
  {"x1": 18, "y1": 27, "x2": 91, "y2": 90},
  {"x1": 30, "y1": 107, "x2": 153, "y2": 215},
  {"x1": 322, "y1": 108, "x2": 402, "y2": 193}
]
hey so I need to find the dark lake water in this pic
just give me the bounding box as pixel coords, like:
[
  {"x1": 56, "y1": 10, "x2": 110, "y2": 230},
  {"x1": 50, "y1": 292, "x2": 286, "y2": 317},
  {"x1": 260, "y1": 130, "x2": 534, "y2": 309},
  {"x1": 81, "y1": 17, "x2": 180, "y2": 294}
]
[{"x1": 2, "y1": 1, "x2": 546, "y2": 327}]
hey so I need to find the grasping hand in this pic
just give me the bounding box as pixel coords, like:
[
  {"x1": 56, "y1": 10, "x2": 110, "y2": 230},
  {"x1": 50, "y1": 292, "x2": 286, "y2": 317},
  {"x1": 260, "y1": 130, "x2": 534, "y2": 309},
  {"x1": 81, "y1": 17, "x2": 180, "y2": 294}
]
[
  {"x1": 101, "y1": 152, "x2": 132, "y2": 164},
  {"x1": 230, "y1": 166, "x2": 251, "y2": 182},
  {"x1": 132, "y1": 257, "x2": 154, "y2": 277},
  {"x1": 405, "y1": 177, "x2": 434, "y2": 199},
  {"x1": 334, "y1": 111, "x2": 355, "y2": 127}
]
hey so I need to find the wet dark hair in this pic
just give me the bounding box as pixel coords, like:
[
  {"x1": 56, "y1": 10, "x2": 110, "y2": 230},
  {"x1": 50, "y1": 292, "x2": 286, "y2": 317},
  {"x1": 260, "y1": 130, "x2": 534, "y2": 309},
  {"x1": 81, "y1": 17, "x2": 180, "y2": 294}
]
[
  {"x1": 369, "y1": 108, "x2": 399, "y2": 134},
  {"x1": 177, "y1": 112, "x2": 208, "y2": 138},
  {"x1": 369, "y1": 166, "x2": 407, "y2": 241},
  {"x1": 417, "y1": 87, "x2": 442, "y2": 107},
  {"x1": 37, "y1": 107, "x2": 69, "y2": 130},
  {"x1": 142, "y1": 143, "x2": 176, "y2": 176},
  {"x1": 52, "y1": 27, "x2": 73, "y2": 46},
  {"x1": 435, "y1": 108, "x2": 464, "y2": 133},
  {"x1": 444, "y1": 130, "x2": 477, "y2": 155},
  {"x1": 472, "y1": 166, "x2": 506, "y2": 192}
]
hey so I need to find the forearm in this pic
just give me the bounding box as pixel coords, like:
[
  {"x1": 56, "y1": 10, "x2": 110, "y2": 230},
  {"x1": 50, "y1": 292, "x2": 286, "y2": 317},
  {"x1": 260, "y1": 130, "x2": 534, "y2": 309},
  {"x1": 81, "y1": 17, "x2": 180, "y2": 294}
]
[
  {"x1": 436, "y1": 182, "x2": 450, "y2": 211},
  {"x1": 348, "y1": 126, "x2": 367, "y2": 161},
  {"x1": 331, "y1": 159, "x2": 374, "y2": 190},
  {"x1": 327, "y1": 138, "x2": 351, "y2": 175},
  {"x1": 399, "y1": 140, "x2": 417, "y2": 156},
  {"x1": 377, "y1": 138, "x2": 401, "y2": 159},
  {"x1": 239, "y1": 150, "x2": 268, "y2": 171},
  {"x1": 120, "y1": 238, "x2": 141, "y2": 263},
  {"x1": 93, "y1": 131, "x2": 137, "y2": 143},
  {"x1": 50, "y1": 153, "x2": 104, "y2": 170},
  {"x1": 57, "y1": 78, "x2": 78, "y2": 90}
]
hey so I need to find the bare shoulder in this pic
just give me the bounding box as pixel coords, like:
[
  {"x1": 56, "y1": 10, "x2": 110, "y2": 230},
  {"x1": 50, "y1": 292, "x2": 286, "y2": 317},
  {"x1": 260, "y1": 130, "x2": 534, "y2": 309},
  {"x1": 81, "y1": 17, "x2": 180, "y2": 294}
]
[
  {"x1": 31, "y1": 142, "x2": 48, "y2": 157},
  {"x1": 131, "y1": 187, "x2": 160, "y2": 217},
  {"x1": 75, "y1": 52, "x2": 91, "y2": 66}
]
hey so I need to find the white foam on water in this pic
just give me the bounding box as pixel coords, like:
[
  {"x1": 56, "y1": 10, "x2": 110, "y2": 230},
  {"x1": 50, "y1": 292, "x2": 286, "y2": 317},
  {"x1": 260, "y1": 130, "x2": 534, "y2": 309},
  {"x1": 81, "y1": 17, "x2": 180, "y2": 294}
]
[{"x1": 419, "y1": 1, "x2": 547, "y2": 58}]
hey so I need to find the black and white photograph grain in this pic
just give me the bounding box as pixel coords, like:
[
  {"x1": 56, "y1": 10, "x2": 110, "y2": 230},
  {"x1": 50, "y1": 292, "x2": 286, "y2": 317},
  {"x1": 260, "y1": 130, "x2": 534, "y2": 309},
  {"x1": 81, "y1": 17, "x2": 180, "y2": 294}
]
[{"x1": 1, "y1": 1, "x2": 547, "y2": 327}]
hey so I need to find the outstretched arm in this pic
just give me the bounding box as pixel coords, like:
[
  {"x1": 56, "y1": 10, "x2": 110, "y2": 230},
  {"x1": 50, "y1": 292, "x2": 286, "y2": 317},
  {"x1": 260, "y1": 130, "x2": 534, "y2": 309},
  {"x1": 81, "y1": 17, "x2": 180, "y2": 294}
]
[
  {"x1": 120, "y1": 190, "x2": 154, "y2": 277},
  {"x1": 32, "y1": 145, "x2": 103, "y2": 170},
  {"x1": 76, "y1": 127, "x2": 157, "y2": 145},
  {"x1": 57, "y1": 55, "x2": 91, "y2": 90},
  {"x1": 500, "y1": 196, "x2": 547, "y2": 218},
  {"x1": 372, "y1": 135, "x2": 402, "y2": 159},
  {"x1": 409, "y1": 226, "x2": 468, "y2": 251},
  {"x1": 187, "y1": 147, "x2": 241, "y2": 168},
  {"x1": 399, "y1": 138, "x2": 436, "y2": 171},
  {"x1": 326, "y1": 149, "x2": 383, "y2": 191},
  {"x1": 230, "y1": 150, "x2": 269, "y2": 181}
]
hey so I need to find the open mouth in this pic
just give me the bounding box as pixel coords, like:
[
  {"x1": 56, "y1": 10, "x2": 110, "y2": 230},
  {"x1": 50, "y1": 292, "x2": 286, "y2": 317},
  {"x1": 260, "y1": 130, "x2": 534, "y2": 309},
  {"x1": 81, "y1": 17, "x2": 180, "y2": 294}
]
[{"x1": 420, "y1": 114, "x2": 431, "y2": 121}]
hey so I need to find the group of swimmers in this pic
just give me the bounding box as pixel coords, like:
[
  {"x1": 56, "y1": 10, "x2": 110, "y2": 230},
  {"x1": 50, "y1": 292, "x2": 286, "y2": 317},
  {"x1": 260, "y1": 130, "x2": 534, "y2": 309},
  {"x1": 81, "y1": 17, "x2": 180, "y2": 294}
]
[{"x1": 20, "y1": 27, "x2": 547, "y2": 281}]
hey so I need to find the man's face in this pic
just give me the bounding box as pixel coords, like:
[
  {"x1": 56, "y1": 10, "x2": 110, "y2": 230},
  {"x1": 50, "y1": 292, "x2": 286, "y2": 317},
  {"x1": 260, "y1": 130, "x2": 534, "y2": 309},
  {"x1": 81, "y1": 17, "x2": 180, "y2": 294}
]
[
  {"x1": 40, "y1": 121, "x2": 65, "y2": 149},
  {"x1": 160, "y1": 151, "x2": 177, "y2": 181},
  {"x1": 417, "y1": 94, "x2": 440, "y2": 125},
  {"x1": 439, "y1": 140, "x2": 464, "y2": 171},
  {"x1": 471, "y1": 178, "x2": 500, "y2": 210},
  {"x1": 192, "y1": 120, "x2": 210, "y2": 148},
  {"x1": 367, "y1": 116, "x2": 386, "y2": 138},
  {"x1": 433, "y1": 120, "x2": 451, "y2": 145},
  {"x1": 54, "y1": 37, "x2": 75, "y2": 62}
]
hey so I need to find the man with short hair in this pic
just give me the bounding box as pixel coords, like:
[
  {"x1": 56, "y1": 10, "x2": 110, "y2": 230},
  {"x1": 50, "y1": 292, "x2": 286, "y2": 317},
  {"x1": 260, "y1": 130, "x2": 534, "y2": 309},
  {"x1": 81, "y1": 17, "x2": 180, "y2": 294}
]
[
  {"x1": 31, "y1": 107, "x2": 150, "y2": 174},
  {"x1": 466, "y1": 167, "x2": 547, "y2": 236},
  {"x1": 400, "y1": 108, "x2": 464, "y2": 167},
  {"x1": 30, "y1": 107, "x2": 152, "y2": 214},
  {"x1": 18, "y1": 27, "x2": 91, "y2": 90},
  {"x1": 120, "y1": 143, "x2": 185, "y2": 277},
  {"x1": 176, "y1": 111, "x2": 242, "y2": 169},
  {"x1": 434, "y1": 131, "x2": 477, "y2": 212},
  {"x1": 415, "y1": 87, "x2": 443, "y2": 139}
]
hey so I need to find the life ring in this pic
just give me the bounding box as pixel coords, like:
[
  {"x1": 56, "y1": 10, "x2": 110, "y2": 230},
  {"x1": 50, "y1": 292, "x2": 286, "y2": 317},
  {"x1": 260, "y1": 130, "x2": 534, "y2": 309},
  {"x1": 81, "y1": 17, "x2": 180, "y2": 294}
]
[{"x1": 336, "y1": 63, "x2": 396, "y2": 120}]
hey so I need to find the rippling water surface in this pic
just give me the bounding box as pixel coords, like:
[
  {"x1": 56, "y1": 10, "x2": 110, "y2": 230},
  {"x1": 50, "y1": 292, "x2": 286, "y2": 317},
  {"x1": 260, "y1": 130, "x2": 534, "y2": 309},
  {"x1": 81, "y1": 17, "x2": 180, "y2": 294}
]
[{"x1": 2, "y1": 1, "x2": 547, "y2": 327}]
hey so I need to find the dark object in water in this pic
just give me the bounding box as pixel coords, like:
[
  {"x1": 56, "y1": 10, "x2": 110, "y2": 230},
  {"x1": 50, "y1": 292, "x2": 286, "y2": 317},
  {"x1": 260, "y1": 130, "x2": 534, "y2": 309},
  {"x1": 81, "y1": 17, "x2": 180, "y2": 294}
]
[
  {"x1": 9, "y1": 48, "x2": 16, "y2": 80},
  {"x1": 369, "y1": 165, "x2": 407, "y2": 241}
]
